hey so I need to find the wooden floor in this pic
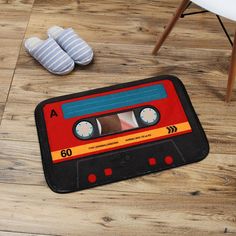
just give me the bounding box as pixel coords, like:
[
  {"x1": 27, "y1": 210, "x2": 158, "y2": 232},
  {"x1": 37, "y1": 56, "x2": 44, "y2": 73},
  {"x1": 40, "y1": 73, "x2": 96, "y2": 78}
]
[{"x1": 0, "y1": 0, "x2": 236, "y2": 235}]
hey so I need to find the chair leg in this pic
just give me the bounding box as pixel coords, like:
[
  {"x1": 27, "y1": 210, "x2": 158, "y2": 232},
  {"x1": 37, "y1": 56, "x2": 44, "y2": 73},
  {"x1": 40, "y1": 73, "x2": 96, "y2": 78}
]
[
  {"x1": 152, "y1": 0, "x2": 190, "y2": 55},
  {"x1": 225, "y1": 31, "x2": 236, "y2": 102}
]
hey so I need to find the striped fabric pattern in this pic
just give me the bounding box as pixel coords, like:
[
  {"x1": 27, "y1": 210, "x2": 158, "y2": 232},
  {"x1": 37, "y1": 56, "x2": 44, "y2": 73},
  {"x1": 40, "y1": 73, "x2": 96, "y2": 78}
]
[
  {"x1": 30, "y1": 38, "x2": 74, "y2": 75},
  {"x1": 55, "y1": 28, "x2": 93, "y2": 65}
]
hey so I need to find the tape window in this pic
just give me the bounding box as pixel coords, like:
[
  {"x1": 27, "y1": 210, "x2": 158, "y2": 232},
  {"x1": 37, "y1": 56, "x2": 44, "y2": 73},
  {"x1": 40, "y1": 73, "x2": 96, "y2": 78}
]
[{"x1": 97, "y1": 110, "x2": 138, "y2": 136}]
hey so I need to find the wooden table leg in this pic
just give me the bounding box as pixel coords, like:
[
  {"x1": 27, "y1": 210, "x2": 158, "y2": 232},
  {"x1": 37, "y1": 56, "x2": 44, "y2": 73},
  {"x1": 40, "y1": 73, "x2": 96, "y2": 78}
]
[
  {"x1": 152, "y1": 0, "x2": 190, "y2": 55},
  {"x1": 225, "y1": 31, "x2": 236, "y2": 102}
]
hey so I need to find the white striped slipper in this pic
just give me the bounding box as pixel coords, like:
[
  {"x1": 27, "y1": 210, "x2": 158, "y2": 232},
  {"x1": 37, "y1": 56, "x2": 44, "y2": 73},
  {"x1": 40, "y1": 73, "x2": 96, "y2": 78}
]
[
  {"x1": 47, "y1": 26, "x2": 94, "y2": 66},
  {"x1": 24, "y1": 37, "x2": 75, "y2": 75}
]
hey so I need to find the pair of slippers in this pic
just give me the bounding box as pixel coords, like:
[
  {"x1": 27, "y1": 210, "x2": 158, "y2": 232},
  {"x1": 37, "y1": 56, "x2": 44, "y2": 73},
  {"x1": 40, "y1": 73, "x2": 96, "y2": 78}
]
[{"x1": 24, "y1": 26, "x2": 94, "y2": 75}]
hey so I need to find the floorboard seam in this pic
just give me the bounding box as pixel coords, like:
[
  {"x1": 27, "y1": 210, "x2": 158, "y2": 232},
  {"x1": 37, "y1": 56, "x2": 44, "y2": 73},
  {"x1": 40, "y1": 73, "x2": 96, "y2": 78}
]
[{"x1": 0, "y1": 0, "x2": 36, "y2": 127}]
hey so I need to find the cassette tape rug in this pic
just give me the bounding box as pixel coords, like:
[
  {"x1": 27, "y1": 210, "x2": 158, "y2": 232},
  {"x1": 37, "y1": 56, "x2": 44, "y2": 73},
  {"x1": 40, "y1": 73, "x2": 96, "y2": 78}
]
[{"x1": 35, "y1": 75, "x2": 209, "y2": 193}]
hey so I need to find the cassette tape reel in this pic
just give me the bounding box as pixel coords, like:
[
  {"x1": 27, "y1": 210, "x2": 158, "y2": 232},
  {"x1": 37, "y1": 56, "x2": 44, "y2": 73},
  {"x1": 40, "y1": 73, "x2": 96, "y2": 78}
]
[{"x1": 35, "y1": 75, "x2": 209, "y2": 193}]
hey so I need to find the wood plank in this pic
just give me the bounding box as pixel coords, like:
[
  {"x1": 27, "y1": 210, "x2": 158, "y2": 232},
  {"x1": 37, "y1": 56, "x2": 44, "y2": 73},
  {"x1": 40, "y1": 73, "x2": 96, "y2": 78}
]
[
  {"x1": 0, "y1": 39, "x2": 23, "y2": 70},
  {"x1": 0, "y1": 140, "x2": 44, "y2": 186},
  {"x1": 0, "y1": 0, "x2": 34, "y2": 66},
  {"x1": 0, "y1": 231, "x2": 50, "y2": 236},
  {"x1": 15, "y1": 41, "x2": 232, "y2": 75},
  {"x1": 0, "y1": 103, "x2": 4, "y2": 123},
  {"x1": 0, "y1": 102, "x2": 38, "y2": 142},
  {"x1": 32, "y1": 0, "x2": 179, "y2": 16},
  {"x1": 0, "y1": 0, "x2": 34, "y2": 104},
  {"x1": 0, "y1": 69, "x2": 14, "y2": 103},
  {"x1": 10, "y1": 43, "x2": 232, "y2": 109},
  {"x1": 10, "y1": 42, "x2": 233, "y2": 108},
  {"x1": 0, "y1": 0, "x2": 34, "y2": 40},
  {"x1": 0, "y1": 183, "x2": 235, "y2": 236},
  {"x1": 0, "y1": 0, "x2": 34, "y2": 11},
  {"x1": 30, "y1": 0, "x2": 235, "y2": 40},
  {"x1": 24, "y1": 3, "x2": 235, "y2": 50}
]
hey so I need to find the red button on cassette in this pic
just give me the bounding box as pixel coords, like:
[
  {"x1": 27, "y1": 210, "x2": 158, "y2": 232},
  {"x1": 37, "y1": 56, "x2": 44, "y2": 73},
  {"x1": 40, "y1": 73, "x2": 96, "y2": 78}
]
[
  {"x1": 148, "y1": 158, "x2": 157, "y2": 166},
  {"x1": 164, "y1": 156, "x2": 174, "y2": 165},
  {"x1": 104, "y1": 168, "x2": 112, "y2": 176},
  {"x1": 88, "y1": 174, "x2": 97, "y2": 183}
]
